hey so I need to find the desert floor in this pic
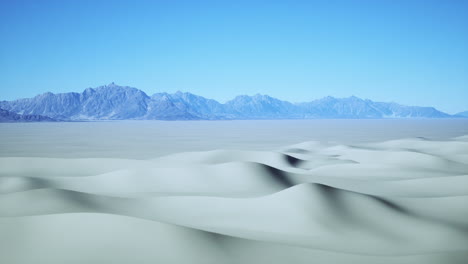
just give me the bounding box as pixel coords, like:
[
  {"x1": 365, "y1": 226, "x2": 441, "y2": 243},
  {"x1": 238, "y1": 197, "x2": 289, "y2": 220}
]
[{"x1": 1, "y1": 119, "x2": 468, "y2": 264}]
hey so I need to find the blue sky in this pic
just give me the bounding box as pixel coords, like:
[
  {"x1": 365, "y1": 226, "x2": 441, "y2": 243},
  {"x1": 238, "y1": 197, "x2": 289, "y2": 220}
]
[{"x1": 1, "y1": 0, "x2": 467, "y2": 113}]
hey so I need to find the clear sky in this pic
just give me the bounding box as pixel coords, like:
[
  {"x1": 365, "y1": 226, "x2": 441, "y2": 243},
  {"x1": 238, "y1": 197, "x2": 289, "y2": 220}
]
[{"x1": 1, "y1": 0, "x2": 467, "y2": 113}]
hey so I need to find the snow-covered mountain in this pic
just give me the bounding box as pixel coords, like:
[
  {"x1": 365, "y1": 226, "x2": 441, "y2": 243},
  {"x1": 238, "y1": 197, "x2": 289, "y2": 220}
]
[{"x1": 0, "y1": 83, "x2": 456, "y2": 120}]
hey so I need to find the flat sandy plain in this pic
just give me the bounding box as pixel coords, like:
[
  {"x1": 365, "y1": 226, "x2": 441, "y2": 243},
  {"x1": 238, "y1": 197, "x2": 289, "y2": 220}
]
[{"x1": 1, "y1": 119, "x2": 468, "y2": 264}]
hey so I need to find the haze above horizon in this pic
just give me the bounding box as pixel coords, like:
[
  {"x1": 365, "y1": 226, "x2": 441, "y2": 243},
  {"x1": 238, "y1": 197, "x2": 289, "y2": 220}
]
[{"x1": 1, "y1": 0, "x2": 467, "y2": 114}]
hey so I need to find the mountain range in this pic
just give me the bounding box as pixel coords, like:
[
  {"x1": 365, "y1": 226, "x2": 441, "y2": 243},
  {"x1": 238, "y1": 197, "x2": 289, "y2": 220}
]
[{"x1": 0, "y1": 83, "x2": 464, "y2": 121}]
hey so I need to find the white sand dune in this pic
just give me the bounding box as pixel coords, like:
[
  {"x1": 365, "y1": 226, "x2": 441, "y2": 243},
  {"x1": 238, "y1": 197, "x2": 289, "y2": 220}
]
[{"x1": 1, "y1": 135, "x2": 468, "y2": 263}]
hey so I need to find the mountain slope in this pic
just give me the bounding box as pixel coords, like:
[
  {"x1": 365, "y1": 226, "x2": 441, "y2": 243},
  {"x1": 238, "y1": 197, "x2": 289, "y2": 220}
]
[
  {"x1": 79, "y1": 84, "x2": 150, "y2": 119},
  {"x1": 299, "y1": 96, "x2": 382, "y2": 118},
  {"x1": 224, "y1": 94, "x2": 300, "y2": 119},
  {"x1": 0, "y1": 108, "x2": 56, "y2": 122},
  {"x1": 0, "y1": 83, "x2": 455, "y2": 120}
]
